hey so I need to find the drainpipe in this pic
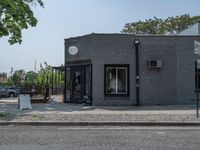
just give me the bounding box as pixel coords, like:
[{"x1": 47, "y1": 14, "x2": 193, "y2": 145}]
[{"x1": 134, "y1": 38, "x2": 140, "y2": 105}]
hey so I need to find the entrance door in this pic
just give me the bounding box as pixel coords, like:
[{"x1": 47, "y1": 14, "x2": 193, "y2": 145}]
[{"x1": 70, "y1": 67, "x2": 85, "y2": 103}]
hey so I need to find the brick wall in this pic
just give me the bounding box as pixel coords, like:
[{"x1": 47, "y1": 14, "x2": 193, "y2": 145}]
[{"x1": 65, "y1": 34, "x2": 200, "y2": 106}]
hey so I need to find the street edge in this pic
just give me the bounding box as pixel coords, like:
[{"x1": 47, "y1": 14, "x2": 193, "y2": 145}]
[{"x1": 0, "y1": 121, "x2": 200, "y2": 126}]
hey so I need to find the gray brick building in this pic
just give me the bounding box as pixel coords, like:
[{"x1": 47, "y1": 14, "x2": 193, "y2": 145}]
[{"x1": 64, "y1": 33, "x2": 200, "y2": 106}]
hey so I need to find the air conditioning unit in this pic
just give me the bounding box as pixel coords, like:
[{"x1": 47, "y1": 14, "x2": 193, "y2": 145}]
[{"x1": 148, "y1": 60, "x2": 162, "y2": 68}]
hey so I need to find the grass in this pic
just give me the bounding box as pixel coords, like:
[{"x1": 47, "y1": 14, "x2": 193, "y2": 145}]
[
  {"x1": 0, "y1": 113, "x2": 7, "y2": 118},
  {"x1": 0, "y1": 112, "x2": 13, "y2": 121},
  {"x1": 31, "y1": 114, "x2": 45, "y2": 120}
]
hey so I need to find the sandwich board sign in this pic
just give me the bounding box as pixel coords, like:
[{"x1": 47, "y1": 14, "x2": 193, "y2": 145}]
[{"x1": 18, "y1": 94, "x2": 32, "y2": 110}]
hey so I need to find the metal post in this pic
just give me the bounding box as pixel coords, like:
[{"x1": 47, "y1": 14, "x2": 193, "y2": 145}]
[
  {"x1": 51, "y1": 68, "x2": 54, "y2": 95},
  {"x1": 196, "y1": 61, "x2": 199, "y2": 117},
  {"x1": 55, "y1": 70, "x2": 57, "y2": 94},
  {"x1": 58, "y1": 70, "x2": 60, "y2": 86},
  {"x1": 59, "y1": 71, "x2": 61, "y2": 85},
  {"x1": 55, "y1": 70, "x2": 57, "y2": 87}
]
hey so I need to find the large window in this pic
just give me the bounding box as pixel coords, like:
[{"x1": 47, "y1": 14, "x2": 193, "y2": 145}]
[{"x1": 104, "y1": 65, "x2": 129, "y2": 96}]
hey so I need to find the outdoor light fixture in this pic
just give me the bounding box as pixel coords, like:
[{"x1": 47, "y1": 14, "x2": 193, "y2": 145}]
[
  {"x1": 68, "y1": 46, "x2": 79, "y2": 55},
  {"x1": 134, "y1": 39, "x2": 140, "y2": 45}
]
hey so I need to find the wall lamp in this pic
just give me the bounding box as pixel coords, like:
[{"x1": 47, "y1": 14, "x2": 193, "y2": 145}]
[{"x1": 134, "y1": 39, "x2": 140, "y2": 46}]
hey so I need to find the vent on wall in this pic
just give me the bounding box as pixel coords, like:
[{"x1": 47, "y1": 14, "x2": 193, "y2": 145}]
[{"x1": 148, "y1": 60, "x2": 162, "y2": 68}]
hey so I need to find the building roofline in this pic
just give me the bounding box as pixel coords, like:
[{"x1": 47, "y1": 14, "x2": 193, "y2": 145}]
[
  {"x1": 64, "y1": 32, "x2": 200, "y2": 40},
  {"x1": 64, "y1": 33, "x2": 133, "y2": 41},
  {"x1": 135, "y1": 34, "x2": 200, "y2": 37}
]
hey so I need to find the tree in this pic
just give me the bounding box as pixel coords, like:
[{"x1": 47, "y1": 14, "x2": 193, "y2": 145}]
[
  {"x1": 11, "y1": 69, "x2": 26, "y2": 86},
  {"x1": 0, "y1": 0, "x2": 44, "y2": 44},
  {"x1": 37, "y1": 62, "x2": 52, "y2": 85},
  {"x1": 26, "y1": 71, "x2": 38, "y2": 84},
  {"x1": 121, "y1": 14, "x2": 200, "y2": 35}
]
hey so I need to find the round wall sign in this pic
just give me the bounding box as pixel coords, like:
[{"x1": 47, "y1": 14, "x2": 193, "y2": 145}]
[{"x1": 68, "y1": 46, "x2": 79, "y2": 55}]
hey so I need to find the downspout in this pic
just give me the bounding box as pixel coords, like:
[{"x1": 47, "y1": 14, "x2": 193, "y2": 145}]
[{"x1": 134, "y1": 38, "x2": 140, "y2": 105}]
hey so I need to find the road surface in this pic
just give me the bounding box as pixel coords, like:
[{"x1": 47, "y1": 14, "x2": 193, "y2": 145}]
[{"x1": 0, "y1": 125, "x2": 200, "y2": 150}]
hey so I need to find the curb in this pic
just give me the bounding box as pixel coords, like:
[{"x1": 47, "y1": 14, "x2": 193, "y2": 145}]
[{"x1": 0, "y1": 121, "x2": 200, "y2": 126}]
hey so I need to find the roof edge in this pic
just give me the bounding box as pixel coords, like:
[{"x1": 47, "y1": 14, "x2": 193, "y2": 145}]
[{"x1": 65, "y1": 32, "x2": 200, "y2": 40}]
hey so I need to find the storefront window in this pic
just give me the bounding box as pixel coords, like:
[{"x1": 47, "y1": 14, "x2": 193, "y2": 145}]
[{"x1": 105, "y1": 65, "x2": 129, "y2": 96}]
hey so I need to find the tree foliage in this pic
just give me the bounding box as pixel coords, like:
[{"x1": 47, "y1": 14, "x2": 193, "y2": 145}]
[
  {"x1": 11, "y1": 69, "x2": 26, "y2": 86},
  {"x1": 37, "y1": 62, "x2": 52, "y2": 85},
  {"x1": 0, "y1": 0, "x2": 44, "y2": 44},
  {"x1": 1, "y1": 62, "x2": 64, "y2": 87},
  {"x1": 122, "y1": 14, "x2": 200, "y2": 35},
  {"x1": 26, "y1": 71, "x2": 38, "y2": 84}
]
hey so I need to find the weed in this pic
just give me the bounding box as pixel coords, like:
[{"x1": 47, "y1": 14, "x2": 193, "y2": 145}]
[{"x1": 31, "y1": 114, "x2": 45, "y2": 120}]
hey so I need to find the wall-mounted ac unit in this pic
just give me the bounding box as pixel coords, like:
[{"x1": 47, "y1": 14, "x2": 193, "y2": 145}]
[{"x1": 148, "y1": 60, "x2": 162, "y2": 68}]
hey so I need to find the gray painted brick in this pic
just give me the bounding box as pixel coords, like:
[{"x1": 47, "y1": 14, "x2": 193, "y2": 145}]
[{"x1": 65, "y1": 34, "x2": 200, "y2": 106}]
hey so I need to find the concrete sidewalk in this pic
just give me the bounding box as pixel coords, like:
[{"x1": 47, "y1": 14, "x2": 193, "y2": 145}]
[{"x1": 0, "y1": 98, "x2": 200, "y2": 124}]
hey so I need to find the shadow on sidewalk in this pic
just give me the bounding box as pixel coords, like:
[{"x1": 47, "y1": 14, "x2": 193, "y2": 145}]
[{"x1": 96, "y1": 105, "x2": 196, "y2": 111}]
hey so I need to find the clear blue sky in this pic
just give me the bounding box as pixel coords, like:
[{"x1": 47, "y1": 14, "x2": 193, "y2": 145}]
[{"x1": 0, "y1": 0, "x2": 200, "y2": 74}]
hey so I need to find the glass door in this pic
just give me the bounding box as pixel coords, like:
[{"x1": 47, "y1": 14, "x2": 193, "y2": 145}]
[
  {"x1": 65, "y1": 65, "x2": 92, "y2": 104},
  {"x1": 70, "y1": 67, "x2": 85, "y2": 103}
]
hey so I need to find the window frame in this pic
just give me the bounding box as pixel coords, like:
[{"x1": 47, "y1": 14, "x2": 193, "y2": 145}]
[{"x1": 104, "y1": 64, "x2": 130, "y2": 97}]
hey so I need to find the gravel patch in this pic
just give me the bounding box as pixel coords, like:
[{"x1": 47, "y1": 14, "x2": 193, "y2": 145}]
[
  {"x1": 8, "y1": 113, "x2": 200, "y2": 122},
  {"x1": 1, "y1": 100, "x2": 200, "y2": 122}
]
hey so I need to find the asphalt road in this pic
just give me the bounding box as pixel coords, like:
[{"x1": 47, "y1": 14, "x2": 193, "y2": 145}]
[{"x1": 0, "y1": 125, "x2": 200, "y2": 150}]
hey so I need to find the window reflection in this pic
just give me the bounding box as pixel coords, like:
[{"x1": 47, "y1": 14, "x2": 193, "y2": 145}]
[{"x1": 106, "y1": 66, "x2": 128, "y2": 95}]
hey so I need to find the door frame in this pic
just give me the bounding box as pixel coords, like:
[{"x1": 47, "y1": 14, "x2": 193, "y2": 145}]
[{"x1": 64, "y1": 63, "x2": 92, "y2": 104}]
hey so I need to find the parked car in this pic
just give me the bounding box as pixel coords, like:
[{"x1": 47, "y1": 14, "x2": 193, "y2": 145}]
[
  {"x1": 0, "y1": 87, "x2": 8, "y2": 97},
  {"x1": 7, "y1": 87, "x2": 20, "y2": 97},
  {"x1": 0, "y1": 87, "x2": 20, "y2": 98}
]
